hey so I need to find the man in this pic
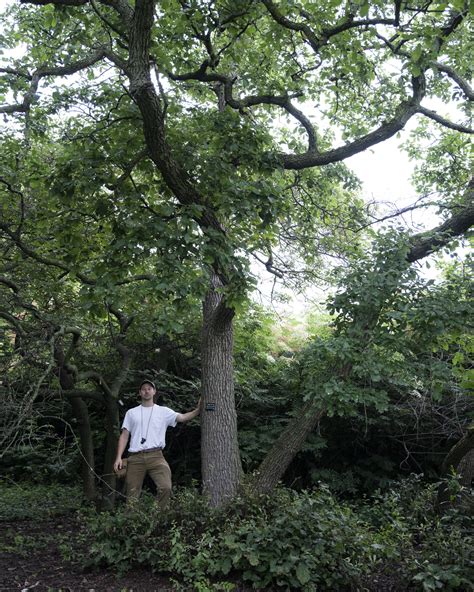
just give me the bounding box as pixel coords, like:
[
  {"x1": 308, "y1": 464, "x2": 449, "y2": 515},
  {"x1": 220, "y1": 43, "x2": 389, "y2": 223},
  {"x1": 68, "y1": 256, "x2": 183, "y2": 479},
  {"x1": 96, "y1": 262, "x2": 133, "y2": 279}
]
[{"x1": 113, "y1": 379, "x2": 201, "y2": 507}]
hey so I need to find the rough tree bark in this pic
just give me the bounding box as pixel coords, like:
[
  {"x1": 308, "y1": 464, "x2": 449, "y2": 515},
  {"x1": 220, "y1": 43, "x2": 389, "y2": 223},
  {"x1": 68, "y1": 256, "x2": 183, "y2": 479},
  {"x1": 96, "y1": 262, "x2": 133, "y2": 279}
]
[
  {"x1": 127, "y1": 0, "x2": 243, "y2": 505},
  {"x1": 201, "y1": 273, "x2": 243, "y2": 506},
  {"x1": 253, "y1": 400, "x2": 325, "y2": 495},
  {"x1": 69, "y1": 396, "x2": 96, "y2": 501}
]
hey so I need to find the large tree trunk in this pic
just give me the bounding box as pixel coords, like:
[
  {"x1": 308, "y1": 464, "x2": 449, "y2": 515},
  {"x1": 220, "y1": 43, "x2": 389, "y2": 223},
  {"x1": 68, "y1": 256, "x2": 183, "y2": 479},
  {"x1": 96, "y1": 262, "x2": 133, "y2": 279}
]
[
  {"x1": 99, "y1": 318, "x2": 132, "y2": 510},
  {"x1": 201, "y1": 273, "x2": 242, "y2": 506}
]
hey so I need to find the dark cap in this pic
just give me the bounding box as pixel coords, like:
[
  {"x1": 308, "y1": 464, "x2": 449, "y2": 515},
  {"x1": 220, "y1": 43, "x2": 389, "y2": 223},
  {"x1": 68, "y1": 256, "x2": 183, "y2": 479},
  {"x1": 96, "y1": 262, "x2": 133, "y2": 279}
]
[{"x1": 139, "y1": 379, "x2": 156, "y2": 390}]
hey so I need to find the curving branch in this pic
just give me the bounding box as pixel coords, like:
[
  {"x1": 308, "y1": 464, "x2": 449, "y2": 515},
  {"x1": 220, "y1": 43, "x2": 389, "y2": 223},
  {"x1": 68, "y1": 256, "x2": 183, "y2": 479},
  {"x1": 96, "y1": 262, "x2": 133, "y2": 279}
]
[
  {"x1": 0, "y1": 67, "x2": 32, "y2": 79},
  {"x1": 431, "y1": 62, "x2": 473, "y2": 101},
  {"x1": 0, "y1": 219, "x2": 154, "y2": 286},
  {"x1": 280, "y1": 76, "x2": 425, "y2": 169},
  {"x1": 0, "y1": 276, "x2": 20, "y2": 293},
  {"x1": 407, "y1": 180, "x2": 474, "y2": 263},
  {"x1": 418, "y1": 106, "x2": 473, "y2": 134},
  {"x1": 261, "y1": 0, "x2": 323, "y2": 53},
  {"x1": 222, "y1": 87, "x2": 317, "y2": 151},
  {"x1": 0, "y1": 311, "x2": 25, "y2": 335},
  {"x1": 20, "y1": 0, "x2": 89, "y2": 4},
  {"x1": 169, "y1": 61, "x2": 318, "y2": 150},
  {"x1": 20, "y1": 0, "x2": 133, "y2": 21},
  {"x1": 77, "y1": 369, "x2": 113, "y2": 397},
  {"x1": 262, "y1": 0, "x2": 397, "y2": 53},
  {"x1": 0, "y1": 48, "x2": 123, "y2": 114}
]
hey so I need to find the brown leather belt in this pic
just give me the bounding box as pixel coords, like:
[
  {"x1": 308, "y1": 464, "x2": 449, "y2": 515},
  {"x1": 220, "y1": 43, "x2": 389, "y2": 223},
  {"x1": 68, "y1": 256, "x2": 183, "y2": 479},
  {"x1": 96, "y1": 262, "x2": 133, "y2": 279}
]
[{"x1": 128, "y1": 447, "x2": 163, "y2": 455}]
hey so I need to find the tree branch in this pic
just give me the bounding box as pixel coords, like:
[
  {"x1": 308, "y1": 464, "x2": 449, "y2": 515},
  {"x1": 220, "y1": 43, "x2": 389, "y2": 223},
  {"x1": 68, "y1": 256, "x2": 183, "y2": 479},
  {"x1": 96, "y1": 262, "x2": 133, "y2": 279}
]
[
  {"x1": 77, "y1": 370, "x2": 113, "y2": 397},
  {"x1": 418, "y1": 106, "x2": 473, "y2": 134},
  {"x1": 0, "y1": 48, "x2": 120, "y2": 114},
  {"x1": 0, "y1": 276, "x2": 20, "y2": 293},
  {"x1": 262, "y1": 0, "x2": 397, "y2": 53},
  {"x1": 63, "y1": 389, "x2": 105, "y2": 403},
  {"x1": 0, "y1": 311, "x2": 25, "y2": 335},
  {"x1": 20, "y1": 0, "x2": 88, "y2": 4},
  {"x1": 431, "y1": 61, "x2": 473, "y2": 101},
  {"x1": 0, "y1": 220, "x2": 154, "y2": 286},
  {"x1": 407, "y1": 181, "x2": 474, "y2": 263},
  {"x1": 20, "y1": 0, "x2": 133, "y2": 21},
  {"x1": 280, "y1": 76, "x2": 425, "y2": 169}
]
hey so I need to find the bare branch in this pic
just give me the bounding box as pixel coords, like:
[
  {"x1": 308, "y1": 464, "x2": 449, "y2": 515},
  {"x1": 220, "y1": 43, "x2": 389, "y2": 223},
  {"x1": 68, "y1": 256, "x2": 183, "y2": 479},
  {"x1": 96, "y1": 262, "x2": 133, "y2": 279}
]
[{"x1": 252, "y1": 252, "x2": 285, "y2": 278}]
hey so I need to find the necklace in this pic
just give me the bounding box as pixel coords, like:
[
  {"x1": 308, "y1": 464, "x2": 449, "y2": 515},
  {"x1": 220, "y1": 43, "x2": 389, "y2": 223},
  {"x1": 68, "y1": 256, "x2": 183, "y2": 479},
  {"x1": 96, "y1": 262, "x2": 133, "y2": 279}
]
[{"x1": 140, "y1": 404, "x2": 154, "y2": 445}]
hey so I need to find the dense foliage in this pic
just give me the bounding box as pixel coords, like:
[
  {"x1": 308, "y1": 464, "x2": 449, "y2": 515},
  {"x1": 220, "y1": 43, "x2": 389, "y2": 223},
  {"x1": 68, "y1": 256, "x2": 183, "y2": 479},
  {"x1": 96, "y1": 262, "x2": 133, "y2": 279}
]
[{"x1": 54, "y1": 478, "x2": 472, "y2": 591}]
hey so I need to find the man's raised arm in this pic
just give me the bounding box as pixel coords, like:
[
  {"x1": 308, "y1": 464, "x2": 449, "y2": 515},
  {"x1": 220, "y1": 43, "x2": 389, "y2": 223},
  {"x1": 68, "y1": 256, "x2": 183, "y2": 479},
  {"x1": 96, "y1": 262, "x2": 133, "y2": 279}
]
[{"x1": 176, "y1": 399, "x2": 202, "y2": 423}]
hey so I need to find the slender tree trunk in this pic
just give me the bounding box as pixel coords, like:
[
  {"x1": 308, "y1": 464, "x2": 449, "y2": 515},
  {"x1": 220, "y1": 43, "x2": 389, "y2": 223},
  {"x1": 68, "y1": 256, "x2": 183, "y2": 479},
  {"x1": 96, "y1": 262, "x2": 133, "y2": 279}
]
[
  {"x1": 201, "y1": 273, "x2": 242, "y2": 506},
  {"x1": 253, "y1": 400, "x2": 325, "y2": 495},
  {"x1": 55, "y1": 344, "x2": 97, "y2": 501},
  {"x1": 69, "y1": 396, "x2": 96, "y2": 501},
  {"x1": 100, "y1": 394, "x2": 120, "y2": 510}
]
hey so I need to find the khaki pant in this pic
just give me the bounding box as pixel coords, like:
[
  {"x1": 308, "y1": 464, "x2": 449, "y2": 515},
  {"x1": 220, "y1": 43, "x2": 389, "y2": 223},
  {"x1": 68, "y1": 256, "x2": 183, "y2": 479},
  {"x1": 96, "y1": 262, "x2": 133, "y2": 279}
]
[{"x1": 125, "y1": 450, "x2": 172, "y2": 508}]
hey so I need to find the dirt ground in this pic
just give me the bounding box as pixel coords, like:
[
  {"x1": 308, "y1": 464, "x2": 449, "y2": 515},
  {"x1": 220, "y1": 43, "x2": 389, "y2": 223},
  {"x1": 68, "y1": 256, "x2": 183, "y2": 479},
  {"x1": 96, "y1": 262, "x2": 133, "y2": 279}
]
[{"x1": 0, "y1": 515, "x2": 177, "y2": 592}]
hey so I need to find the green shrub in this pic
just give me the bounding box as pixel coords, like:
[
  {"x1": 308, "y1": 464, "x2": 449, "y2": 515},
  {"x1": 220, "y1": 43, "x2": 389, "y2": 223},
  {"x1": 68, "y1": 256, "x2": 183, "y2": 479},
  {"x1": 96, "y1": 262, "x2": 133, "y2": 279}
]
[
  {"x1": 75, "y1": 487, "x2": 375, "y2": 590},
  {"x1": 358, "y1": 477, "x2": 474, "y2": 591},
  {"x1": 68, "y1": 478, "x2": 474, "y2": 591},
  {"x1": 0, "y1": 441, "x2": 78, "y2": 484}
]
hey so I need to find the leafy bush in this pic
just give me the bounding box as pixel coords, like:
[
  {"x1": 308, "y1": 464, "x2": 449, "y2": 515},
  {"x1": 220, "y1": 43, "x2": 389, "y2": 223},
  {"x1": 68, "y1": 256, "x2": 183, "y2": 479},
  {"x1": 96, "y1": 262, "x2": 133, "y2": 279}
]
[
  {"x1": 69, "y1": 478, "x2": 474, "y2": 591},
  {"x1": 0, "y1": 439, "x2": 79, "y2": 484},
  {"x1": 72, "y1": 486, "x2": 375, "y2": 589},
  {"x1": 357, "y1": 477, "x2": 474, "y2": 591}
]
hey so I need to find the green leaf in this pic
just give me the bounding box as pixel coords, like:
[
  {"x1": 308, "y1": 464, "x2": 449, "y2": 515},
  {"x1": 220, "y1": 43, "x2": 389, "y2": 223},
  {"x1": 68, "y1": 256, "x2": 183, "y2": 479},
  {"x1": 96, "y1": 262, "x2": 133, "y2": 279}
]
[
  {"x1": 359, "y1": 1, "x2": 369, "y2": 17},
  {"x1": 296, "y1": 562, "x2": 311, "y2": 585}
]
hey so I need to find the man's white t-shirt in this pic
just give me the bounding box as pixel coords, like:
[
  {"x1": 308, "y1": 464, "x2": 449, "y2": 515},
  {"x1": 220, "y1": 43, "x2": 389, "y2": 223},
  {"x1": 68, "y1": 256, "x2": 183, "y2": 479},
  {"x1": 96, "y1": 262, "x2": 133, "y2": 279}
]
[{"x1": 122, "y1": 404, "x2": 178, "y2": 452}]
